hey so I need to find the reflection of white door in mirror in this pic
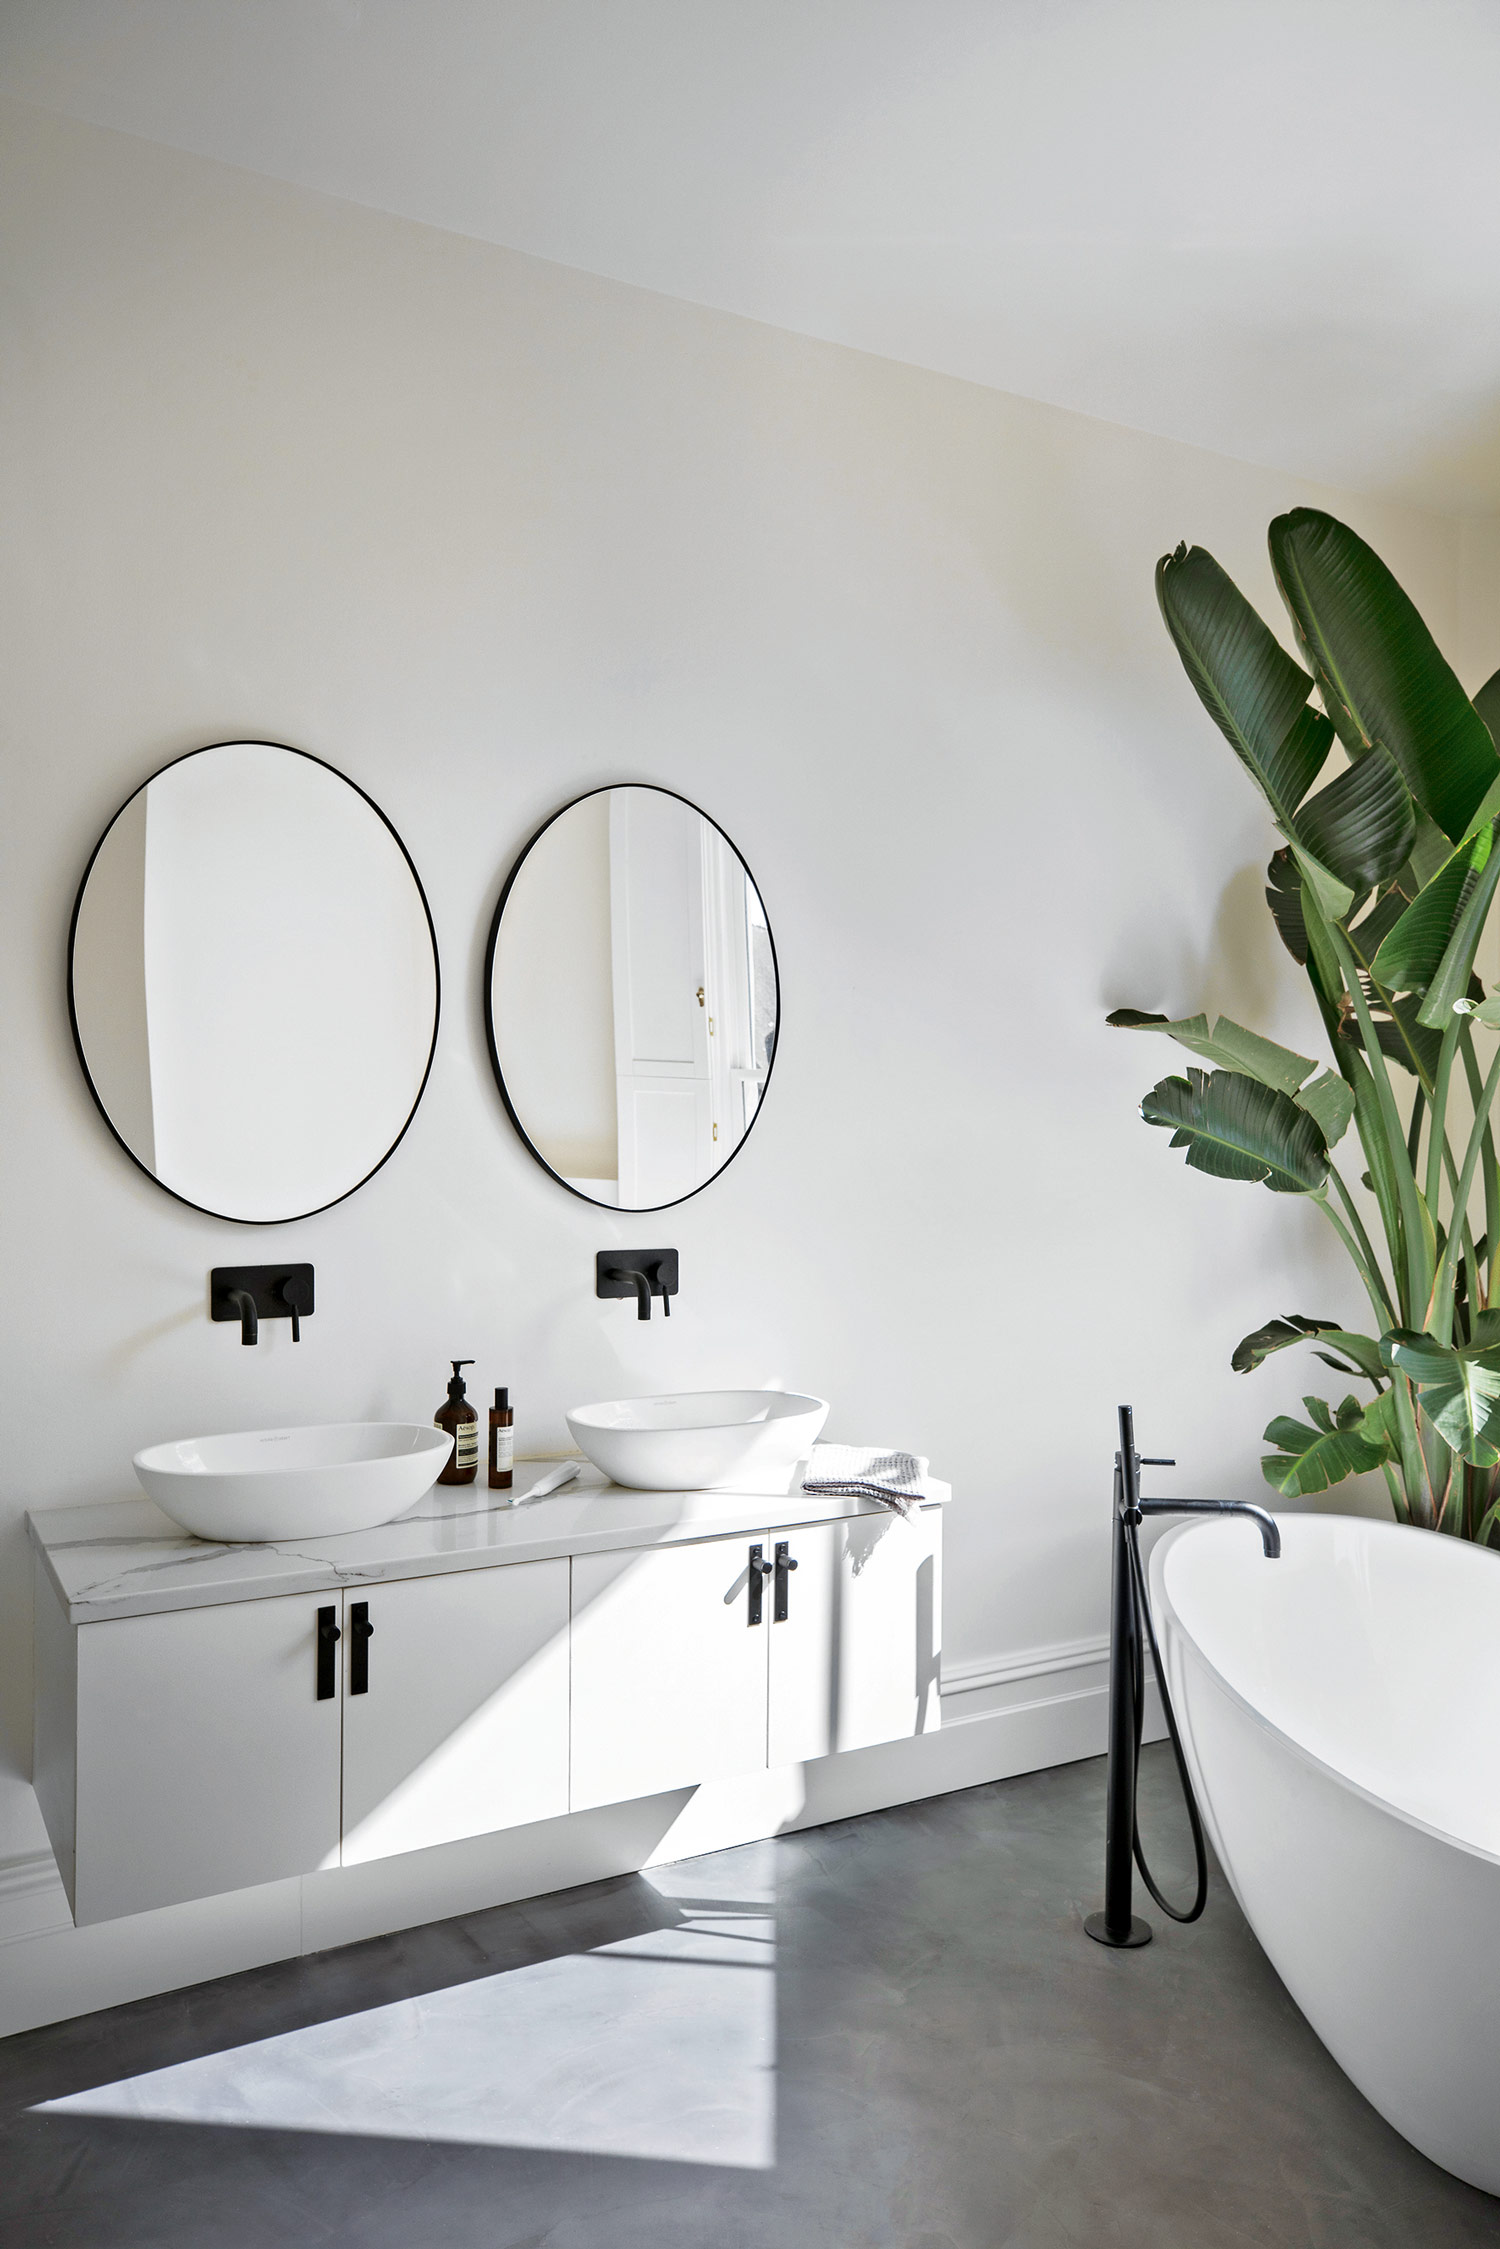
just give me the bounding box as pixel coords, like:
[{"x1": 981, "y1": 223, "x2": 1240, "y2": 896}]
[
  {"x1": 609, "y1": 789, "x2": 713, "y2": 1208},
  {"x1": 702, "y1": 825, "x2": 774, "y2": 1156},
  {"x1": 486, "y1": 785, "x2": 778, "y2": 1211},
  {"x1": 70, "y1": 742, "x2": 439, "y2": 1223}
]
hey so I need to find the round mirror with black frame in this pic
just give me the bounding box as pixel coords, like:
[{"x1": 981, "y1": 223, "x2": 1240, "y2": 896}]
[
  {"x1": 69, "y1": 740, "x2": 440, "y2": 1224},
  {"x1": 485, "y1": 785, "x2": 779, "y2": 1211}
]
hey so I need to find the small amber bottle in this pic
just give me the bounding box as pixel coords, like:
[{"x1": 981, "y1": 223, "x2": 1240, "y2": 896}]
[
  {"x1": 435, "y1": 1360, "x2": 479, "y2": 1485},
  {"x1": 488, "y1": 1387, "x2": 514, "y2": 1490}
]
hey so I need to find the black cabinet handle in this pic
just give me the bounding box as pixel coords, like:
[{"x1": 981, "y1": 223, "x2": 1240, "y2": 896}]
[
  {"x1": 774, "y1": 1541, "x2": 799, "y2": 1622},
  {"x1": 316, "y1": 1606, "x2": 341, "y2": 1699},
  {"x1": 349, "y1": 1601, "x2": 375, "y2": 1695},
  {"x1": 747, "y1": 1543, "x2": 773, "y2": 1626}
]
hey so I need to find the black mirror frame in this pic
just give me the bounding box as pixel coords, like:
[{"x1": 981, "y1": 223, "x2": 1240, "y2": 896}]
[
  {"x1": 483, "y1": 783, "x2": 780, "y2": 1212},
  {"x1": 67, "y1": 738, "x2": 441, "y2": 1226}
]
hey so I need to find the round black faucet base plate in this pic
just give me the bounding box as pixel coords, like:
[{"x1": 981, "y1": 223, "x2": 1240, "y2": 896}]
[{"x1": 1083, "y1": 1912, "x2": 1152, "y2": 1948}]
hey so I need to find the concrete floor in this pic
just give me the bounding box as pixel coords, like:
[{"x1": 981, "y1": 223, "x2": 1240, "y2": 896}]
[{"x1": 1, "y1": 1747, "x2": 1497, "y2": 2248}]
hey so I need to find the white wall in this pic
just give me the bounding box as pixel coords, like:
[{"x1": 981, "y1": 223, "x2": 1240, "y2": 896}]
[
  {"x1": 0, "y1": 101, "x2": 1478, "y2": 1972},
  {"x1": 69, "y1": 787, "x2": 155, "y2": 1170}
]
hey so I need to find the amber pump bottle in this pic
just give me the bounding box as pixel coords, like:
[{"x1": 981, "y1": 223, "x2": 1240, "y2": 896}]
[
  {"x1": 435, "y1": 1360, "x2": 479, "y2": 1485},
  {"x1": 489, "y1": 1388, "x2": 514, "y2": 1490}
]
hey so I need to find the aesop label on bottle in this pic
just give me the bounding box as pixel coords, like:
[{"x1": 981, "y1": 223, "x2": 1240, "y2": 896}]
[
  {"x1": 455, "y1": 1421, "x2": 479, "y2": 1470},
  {"x1": 494, "y1": 1428, "x2": 514, "y2": 1472}
]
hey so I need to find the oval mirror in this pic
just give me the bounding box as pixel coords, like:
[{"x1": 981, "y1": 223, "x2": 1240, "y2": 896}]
[
  {"x1": 486, "y1": 786, "x2": 778, "y2": 1209},
  {"x1": 69, "y1": 741, "x2": 440, "y2": 1223}
]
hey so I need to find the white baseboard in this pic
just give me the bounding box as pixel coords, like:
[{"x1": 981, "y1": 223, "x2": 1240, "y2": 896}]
[
  {"x1": 0, "y1": 1849, "x2": 68, "y2": 1946},
  {"x1": 939, "y1": 1632, "x2": 1110, "y2": 1719},
  {"x1": 0, "y1": 1636, "x2": 1153, "y2": 2041}
]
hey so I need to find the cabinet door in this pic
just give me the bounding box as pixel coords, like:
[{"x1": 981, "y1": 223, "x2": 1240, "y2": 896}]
[
  {"x1": 768, "y1": 1509, "x2": 943, "y2": 1768},
  {"x1": 74, "y1": 1592, "x2": 342, "y2": 1924},
  {"x1": 340, "y1": 1561, "x2": 570, "y2": 1865},
  {"x1": 571, "y1": 1536, "x2": 769, "y2": 1810}
]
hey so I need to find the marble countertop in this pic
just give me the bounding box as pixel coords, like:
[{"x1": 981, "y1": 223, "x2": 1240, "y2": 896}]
[{"x1": 28, "y1": 1462, "x2": 951, "y2": 1625}]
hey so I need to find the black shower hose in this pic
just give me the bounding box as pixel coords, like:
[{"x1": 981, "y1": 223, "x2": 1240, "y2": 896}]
[{"x1": 1121, "y1": 1499, "x2": 1210, "y2": 1923}]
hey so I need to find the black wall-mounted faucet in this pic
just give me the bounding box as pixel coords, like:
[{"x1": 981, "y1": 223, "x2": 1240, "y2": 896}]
[
  {"x1": 596, "y1": 1249, "x2": 679, "y2": 1322},
  {"x1": 211, "y1": 1265, "x2": 315, "y2": 1346}
]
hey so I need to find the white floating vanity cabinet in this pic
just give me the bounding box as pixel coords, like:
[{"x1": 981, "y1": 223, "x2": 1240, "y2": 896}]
[{"x1": 30, "y1": 1481, "x2": 945, "y2": 1927}]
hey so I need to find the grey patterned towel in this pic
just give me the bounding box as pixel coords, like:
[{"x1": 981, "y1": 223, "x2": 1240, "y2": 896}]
[{"x1": 801, "y1": 1445, "x2": 928, "y2": 1519}]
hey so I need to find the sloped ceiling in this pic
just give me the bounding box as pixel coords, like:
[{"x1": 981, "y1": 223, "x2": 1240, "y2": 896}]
[{"x1": 5, "y1": 0, "x2": 1500, "y2": 509}]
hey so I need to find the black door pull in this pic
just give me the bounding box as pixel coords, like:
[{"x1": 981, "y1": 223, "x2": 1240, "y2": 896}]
[
  {"x1": 316, "y1": 1605, "x2": 341, "y2": 1699},
  {"x1": 774, "y1": 1541, "x2": 799, "y2": 1622},
  {"x1": 747, "y1": 1543, "x2": 774, "y2": 1625},
  {"x1": 349, "y1": 1601, "x2": 375, "y2": 1694}
]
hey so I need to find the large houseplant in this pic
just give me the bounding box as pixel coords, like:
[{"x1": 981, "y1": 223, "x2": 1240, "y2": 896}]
[{"x1": 1116, "y1": 509, "x2": 1500, "y2": 1539}]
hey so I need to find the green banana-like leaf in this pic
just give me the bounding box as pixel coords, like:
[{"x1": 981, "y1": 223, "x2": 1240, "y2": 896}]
[
  {"x1": 1268, "y1": 509, "x2": 1499, "y2": 843},
  {"x1": 1264, "y1": 846, "x2": 1308, "y2": 964},
  {"x1": 1458, "y1": 773, "x2": 1500, "y2": 844},
  {"x1": 1232, "y1": 1315, "x2": 1384, "y2": 1380},
  {"x1": 1261, "y1": 1394, "x2": 1392, "y2": 1495},
  {"x1": 1293, "y1": 743, "x2": 1415, "y2": 898},
  {"x1": 1359, "y1": 1385, "x2": 1402, "y2": 1452},
  {"x1": 1156, "y1": 544, "x2": 1331, "y2": 823},
  {"x1": 1296, "y1": 852, "x2": 1352, "y2": 1008},
  {"x1": 1372, "y1": 821, "x2": 1494, "y2": 996},
  {"x1": 1295, "y1": 1069, "x2": 1355, "y2": 1148},
  {"x1": 1457, "y1": 996, "x2": 1500, "y2": 1027},
  {"x1": 1408, "y1": 808, "x2": 1460, "y2": 889},
  {"x1": 1474, "y1": 664, "x2": 1500, "y2": 753},
  {"x1": 1337, "y1": 992, "x2": 1443, "y2": 1084},
  {"x1": 1345, "y1": 882, "x2": 1413, "y2": 970},
  {"x1": 1343, "y1": 1054, "x2": 1411, "y2": 1289},
  {"x1": 1283, "y1": 834, "x2": 1354, "y2": 925},
  {"x1": 1139, "y1": 1067, "x2": 1329, "y2": 1193},
  {"x1": 1107, "y1": 1009, "x2": 1315, "y2": 1096},
  {"x1": 1382, "y1": 1324, "x2": 1500, "y2": 1467},
  {"x1": 1314, "y1": 1350, "x2": 1372, "y2": 1379},
  {"x1": 1417, "y1": 821, "x2": 1500, "y2": 1027}
]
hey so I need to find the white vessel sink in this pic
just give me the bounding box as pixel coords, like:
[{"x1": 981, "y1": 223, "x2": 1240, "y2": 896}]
[
  {"x1": 133, "y1": 1422, "x2": 453, "y2": 1543},
  {"x1": 565, "y1": 1390, "x2": 829, "y2": 1492}
]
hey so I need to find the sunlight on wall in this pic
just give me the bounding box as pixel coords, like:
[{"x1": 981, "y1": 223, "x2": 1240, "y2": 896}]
[{"x1": 34, "y1": 1867, "x2": 775, "y2": 2168}]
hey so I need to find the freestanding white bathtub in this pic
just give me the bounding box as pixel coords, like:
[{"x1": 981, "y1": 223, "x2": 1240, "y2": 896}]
[{"x1": 1151, "y1": 1511, "x2": 1500, "y2": 2195}]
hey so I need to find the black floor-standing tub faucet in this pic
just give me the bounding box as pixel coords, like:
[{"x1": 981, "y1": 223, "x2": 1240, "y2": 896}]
[{"x1": 1085, "y1": 1403, "x2": 1281, "y2": 1949}]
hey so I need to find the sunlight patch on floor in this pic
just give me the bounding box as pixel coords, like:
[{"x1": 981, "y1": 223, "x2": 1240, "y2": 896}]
[{"x1": 36, "y1": 1870, "x2": 775, "y2": 2168}]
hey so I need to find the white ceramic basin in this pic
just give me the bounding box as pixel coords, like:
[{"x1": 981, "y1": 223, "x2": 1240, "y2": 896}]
[
  {"x1": 133, "y1": 1422, "x2": 452, "y2": 1543},
  {"x1": 565, "y1": 1390, "x2": 829, "y2": 1492}
]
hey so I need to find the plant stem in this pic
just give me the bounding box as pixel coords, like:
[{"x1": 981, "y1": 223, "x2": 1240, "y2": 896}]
[
  {"x1": 1406, "y1": 1088, "x2": 1425, "y2": 1173},
  {"x1": 1459, "y1": 1029, "x2": 1500, "y2": 1306},
  {"x1": 1431, "y1": 1038, "x2": 1500, "y2": 1346},
  {"x1": 1425, "y1": 1018, "x2": 1461, "y2": 1221},
  {"x1": 1422, "y1": 1105, "x2": 1482, "y2": 1338},
  {"x1": 1314, "y1": 1184, "x2": 1430, "y2": 1513},
  {"x1": 1326, "y1": 921, "x2": 1432, "y2": 1322},
  {"x1": 1380, "y1": 1458, "x2": 1410, "y2": 1524},
  {"x1": 1325, "y1": 1169, "x2": 1396, "y2": 1327},
  {"x1": 1462, "y1": 1461, "x2": 1483, "y2": 1541},
  {"x1": 1391, "y1": 1376, "x2": 1431, "y2": 1524}
]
